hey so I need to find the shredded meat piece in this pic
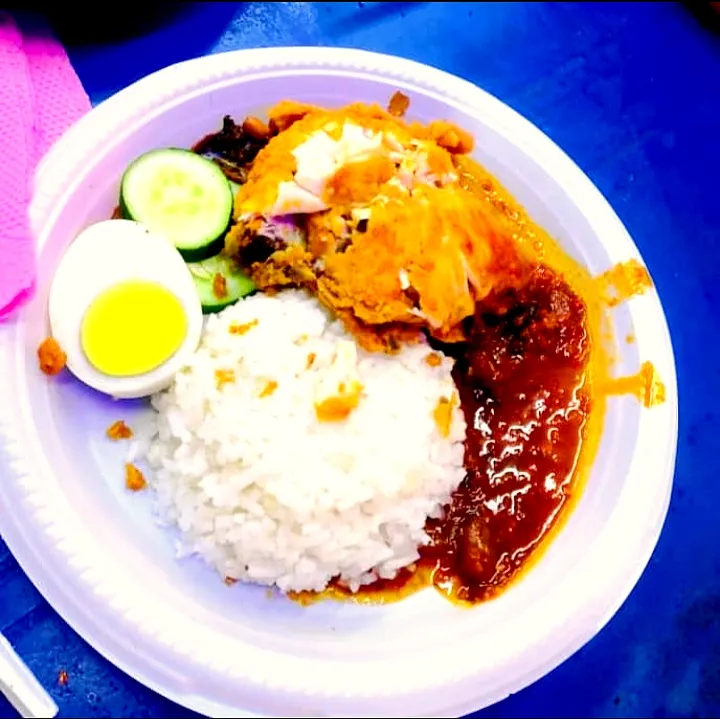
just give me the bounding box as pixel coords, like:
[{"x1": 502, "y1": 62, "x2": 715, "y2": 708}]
[{"x1": 38, "y1": 337, "x2": 67, "y2": 376}]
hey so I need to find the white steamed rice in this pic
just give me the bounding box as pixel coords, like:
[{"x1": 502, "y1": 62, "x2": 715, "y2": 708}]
[{"x1": 137, "y1": 290, "x2": 466, "y2": 593}]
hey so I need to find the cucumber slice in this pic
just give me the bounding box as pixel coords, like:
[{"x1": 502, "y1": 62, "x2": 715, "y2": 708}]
[
  {"x1": 187, "y1": 254, "x2": 256, "y2": 314},
  {"x1": 120, "y1": 149, "x2": 233, "y2": 262}
]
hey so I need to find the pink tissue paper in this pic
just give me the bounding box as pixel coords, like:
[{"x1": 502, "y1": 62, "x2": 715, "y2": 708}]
[{"x1": 0, "y1": 12, "x2": 90, "y2": 320}]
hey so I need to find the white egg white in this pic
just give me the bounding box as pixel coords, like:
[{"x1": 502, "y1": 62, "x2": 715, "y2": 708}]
[{"x1": 48, "y1": 219, "x2": 203, "y2": 399}]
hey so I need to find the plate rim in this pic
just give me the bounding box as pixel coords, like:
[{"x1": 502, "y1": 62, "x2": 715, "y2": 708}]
[{"x1": 0, "y1": 46, "x2": 678, "y2": 718}]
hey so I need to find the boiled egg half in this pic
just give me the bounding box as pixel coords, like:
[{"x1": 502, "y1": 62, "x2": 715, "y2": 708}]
[{"x1": 48, "y1": 219, "x2": 203, "y2": 399}]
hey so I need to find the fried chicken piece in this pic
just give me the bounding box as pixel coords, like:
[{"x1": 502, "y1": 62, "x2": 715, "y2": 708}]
[{"x1": 225, "y1": 98, "x2": 523, "y2": 350}]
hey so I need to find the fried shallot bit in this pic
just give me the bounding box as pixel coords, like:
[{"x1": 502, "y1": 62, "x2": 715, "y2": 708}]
[
  {"x1": 258, "y1": 379, "x2": 278, "y2": 398},
  {"x1": 215, "y1": 369, "x2": 235, "y2": 388},
  {"x1": 106, "y1": 420, "x2": 133, "y2": 440},
  {"x1": 57, "y1": 670, "x2": 68, "y2": 686},
  {"x1": 37, "y1": 337, "x2": 67, "y2": 376},
  {"x1": 433, "y1": 394, "x2": 457, "y2": 438},
  {"x1": 314, "y1": 388, "x2": 362, "y2": 422},
  {"x1": 425, "y1": 352, "x2": 443, "y2": 368},
  {"x1": 212, "y1": 273, "x2": 228, "y2": 299},
  {"x1": 125, "y1": 463, "x2": 147, "y2": 491},
  {"x1": 224, "y1": 576, "x2": 238, "y2": 586},
  {"x1": 306, "y1": 352, "x2": 317, "y2": 369},
  {"x1": 229, "y1": 319, "x2": 258, "y2": 335},
  {"x1": 387, "y1": 90, "x2": 410, "y2": 117}
]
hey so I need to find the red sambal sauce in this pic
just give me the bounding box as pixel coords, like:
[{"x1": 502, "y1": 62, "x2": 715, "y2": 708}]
[{"x1": 423, "y1": 264, "x2": 591, "y2": 603}]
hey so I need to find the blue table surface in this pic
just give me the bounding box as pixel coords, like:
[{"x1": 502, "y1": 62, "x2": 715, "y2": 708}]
[{"x1": 1, "y1": 2, "x2": 719, "y2": 717}]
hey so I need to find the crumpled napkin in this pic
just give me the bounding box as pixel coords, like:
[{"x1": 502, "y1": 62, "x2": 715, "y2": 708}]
[{"x1": 0, "y1": 12, "x2": 90, "y2": 320}]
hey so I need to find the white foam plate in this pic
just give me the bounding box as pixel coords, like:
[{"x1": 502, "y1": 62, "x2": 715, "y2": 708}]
[{"x1": 0, "y1": 48, "x2": 678, "y2": 718}]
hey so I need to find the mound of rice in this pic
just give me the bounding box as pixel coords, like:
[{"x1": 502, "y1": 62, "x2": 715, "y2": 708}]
[{"x1": 140, "y1": 290, "x2": 466, "y2": 593}]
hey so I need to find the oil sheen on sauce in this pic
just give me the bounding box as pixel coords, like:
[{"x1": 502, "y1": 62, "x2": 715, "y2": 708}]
[{"x1": 424, "y1": 265, "x2": 591, "y2": 603}]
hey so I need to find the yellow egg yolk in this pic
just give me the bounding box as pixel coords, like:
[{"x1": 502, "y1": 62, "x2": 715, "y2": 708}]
[{"x1": 81, "y1": 280, "x2": 187, "y2": 376}]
